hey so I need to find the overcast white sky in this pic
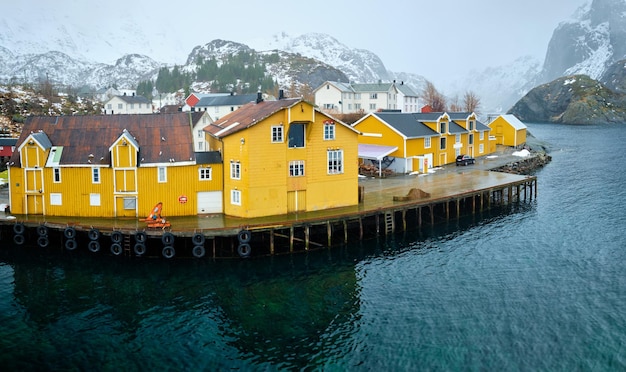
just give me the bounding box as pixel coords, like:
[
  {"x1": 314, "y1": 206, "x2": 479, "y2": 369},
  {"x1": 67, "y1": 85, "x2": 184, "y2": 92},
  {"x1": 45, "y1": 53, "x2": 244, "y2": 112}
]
[{"x1": 6, "y1": 0, "x2": 589, "y2": 85}]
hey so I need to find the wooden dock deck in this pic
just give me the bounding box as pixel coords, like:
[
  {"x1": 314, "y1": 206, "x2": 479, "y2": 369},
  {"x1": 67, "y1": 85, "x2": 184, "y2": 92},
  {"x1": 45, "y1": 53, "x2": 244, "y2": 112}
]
[{"x1": 0, "y1": 152, "x2": 538, "y2": 259}]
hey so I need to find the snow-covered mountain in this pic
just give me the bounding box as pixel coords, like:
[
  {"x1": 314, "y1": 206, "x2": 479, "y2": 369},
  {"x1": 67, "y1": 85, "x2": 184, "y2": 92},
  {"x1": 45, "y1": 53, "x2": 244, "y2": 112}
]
[
  {"x1": 0, "y1": 0, "x2": 623, "y2": 113},
  {"x1": 541, "y1": 0, "x2": 626, "y2": 81}
]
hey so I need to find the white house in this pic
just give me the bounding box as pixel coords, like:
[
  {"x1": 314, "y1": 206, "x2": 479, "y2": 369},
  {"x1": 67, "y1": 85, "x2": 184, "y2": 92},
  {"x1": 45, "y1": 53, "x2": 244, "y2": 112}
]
[
  {"x1": 314, "y1": 81, "x2": 414, "y2": 115},
  {"x1": 188, "y1": 93, "x2": 262, "y2": 120},
  {"x1": 103, "y1": 94, "x2": 152, "y2": 114}
]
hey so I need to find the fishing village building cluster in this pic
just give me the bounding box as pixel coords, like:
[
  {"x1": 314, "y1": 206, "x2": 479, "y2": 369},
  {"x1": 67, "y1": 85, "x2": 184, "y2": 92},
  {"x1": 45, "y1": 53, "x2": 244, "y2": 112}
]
[{"x1": 1, "y1": 81, "x2": 532, "y2": 259}]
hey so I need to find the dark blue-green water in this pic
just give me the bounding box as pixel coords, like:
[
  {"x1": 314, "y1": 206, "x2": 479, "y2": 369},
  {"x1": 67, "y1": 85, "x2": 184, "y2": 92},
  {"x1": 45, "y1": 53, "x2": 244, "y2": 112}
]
[{"x1": 1, "y1": 123, "x2": 626, "y2": 371}]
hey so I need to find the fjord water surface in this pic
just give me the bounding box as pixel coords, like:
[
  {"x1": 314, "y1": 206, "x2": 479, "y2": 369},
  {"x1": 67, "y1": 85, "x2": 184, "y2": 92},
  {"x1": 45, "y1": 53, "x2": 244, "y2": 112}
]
[{"x1": 1, "y1": 122, "x2": 625, "y2": 371}]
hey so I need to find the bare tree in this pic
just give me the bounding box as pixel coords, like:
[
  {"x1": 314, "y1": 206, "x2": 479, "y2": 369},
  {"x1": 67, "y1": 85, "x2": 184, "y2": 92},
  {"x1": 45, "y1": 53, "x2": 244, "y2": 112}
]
[
  {"x1": 449, "y1": 95, "x2": 462, "y2": 112},
  {"x1": 421, "y1": 80, "x2": 447, "y2": 111},
  {"x1": 463, "y1": 90, "x2": 481, "y2": 113}
]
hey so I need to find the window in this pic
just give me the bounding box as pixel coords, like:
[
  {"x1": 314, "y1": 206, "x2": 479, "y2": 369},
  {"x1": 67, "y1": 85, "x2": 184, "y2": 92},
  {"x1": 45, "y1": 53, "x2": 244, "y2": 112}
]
[
  {"x1": 324, "y1": 121, "x2": 335, "y2": 140},
  {"x1": 198, "y1": 142, "x2": 204, "y2": 151},
  {"x1": 369, "y1": 103, "x2": 376, "y2": 110},
  {"x1": 479, "y1": 144, "x2": 484, "y2": 154},
  {"x1": 288, "y1": 123, "x2": 305, "y2": 148},
  {"x1": 326, "y1": 84, "x2": 330, "y2": 89},
  {"x1": 92, "y1": 167, "x2": 100, "y2": 184},
  {"x1": 323, "y1": 103, "x2": 335, "y2": 110},
  {"x1": 439, "y1": 122, "x2": 447, "y2": 134},
  {"x1": 455, "y1": 134, "x2": 461, "y2": 143},
  {"x1": 469, "y1": 134, "x2": 474, "y2": 145},
  {"x1": 271, "y1": 125, "x2": 284, "y2": 143},
  {"x1": 480, "y1": 132, "x2": 484, "y2": 140},
  {"x1": 90, "y1": 193, "x2": 101, "y2": 206},
  {"x1": 289, "y1": 161, "x2": 305, "y2": 177},
  {"x1": 355, "y1": 103, "x2": 361, "y2": 110},
  {"x1": 158, "y1": 167, "x2": 167, "y2": 183},
  {"x1": 327, "y1": 149, "x2": 343, "y2": 174},
  {"x1": 469, "y1": 120, "x2": 475, "y2": 131},
  {"x1": 53, "y1": 167, "x2": 61, "y2": 183},
  {"x1": 440, "y1": 137, "x2": 447, "y2": 150},
  {"x1": 107, "y1": 104, "x2": 112, "y2": 109},
  {"x1": 50, "y1": 193, "x2": 62, "y2": 206},
  {"x1": 424, "y1": 137, "x2": 431, "y2": 149},
  {"x1": 123, "y1": 197, "x2": 136, "y2": 210},
  {"x1": 370, "y1": 93, "x2": 378, "y2": 99},
  {"x1": 118, "y1": 103, "x2": 123, "y2": 109},
  {"x1": 129, "y1": 103, "x2": 133, "y2": 109},
  {"x1": 199, "y1": 167, "x2": 212, "y2": 180},
  {"x1": 231, "y1": 190, "x2": 241, "y2": 206},
  {"x1": 230, "y1": 161, "x2": 241, "y2": 179},
  {"x1": 197, "y1": 130, "x2": 203, "y2": 138},
  {"x1": 355, "y1": 93, "x2": 361, "y2": 100},
  {"x1": 138, "y1": 103, "x2": 142, "y2": 109}
]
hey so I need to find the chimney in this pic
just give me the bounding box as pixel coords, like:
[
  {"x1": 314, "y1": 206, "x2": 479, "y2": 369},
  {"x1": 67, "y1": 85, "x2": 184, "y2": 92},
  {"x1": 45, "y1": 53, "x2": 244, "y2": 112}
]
[
  {"x1": 256, "y1": 91, "x2": 263, "y2": 104},
  {"x1": 278, "y1": 89, "x2": 284, "y2": 100}
]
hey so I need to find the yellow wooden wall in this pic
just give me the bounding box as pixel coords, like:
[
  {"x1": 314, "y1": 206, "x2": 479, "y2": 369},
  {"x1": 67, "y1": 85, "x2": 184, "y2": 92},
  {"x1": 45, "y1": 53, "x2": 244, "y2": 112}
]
[
  {"x1": 352, "y1": 115, "x2": 406, "y2": 158},
  {"x1": 222, "y1": 102, "x2": 358, "y2": 218}
]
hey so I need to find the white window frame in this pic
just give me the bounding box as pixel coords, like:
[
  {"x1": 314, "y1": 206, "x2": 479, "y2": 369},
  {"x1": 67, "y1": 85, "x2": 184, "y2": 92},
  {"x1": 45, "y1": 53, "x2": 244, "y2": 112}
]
[
  {"x1": 53, "y1": 167, "x2": 61, "y2": 183},
  {"x1": 199, "y1": 167, "x2": 212, "y2": 180},
  {"x1": 271, "y1": 125, "x2": 284, "y2": 143},
  {"x1": 480, "y1": 131, "x2": 484, "y2": 140},
  {"x1": 231, "y1": 189, "x2": 241, "y2": 206},
  {"x1": 230, "y1": 161, "x2": 241, "y2": 180},
  {"x1": 324, "y1": 122, "x2": 335, "y2": 140},
  {"x1": 90, "y1": 193, "x2": 101, "y2": 206},
  {"x1": 289, "y1": 160, "x2": 305, "y2": 177},
  {"x1": 424, "y1": 137, "x2": 431, "y2": 149},
  {"x1": 158, "y1": 166, "x2": 167, "y2": 183},
  {"x1": 50, "y1": 193, "x2": 62, "y2": 206},
  {"x1": 92, "y1": 167, "x2": 100, "y2": 184},
  {"x1": 479, "y1": 144, "x2": 484, "y2": 154},
  {"x1": 327, "y1": 149, "x2": 344, "y2": 174}
]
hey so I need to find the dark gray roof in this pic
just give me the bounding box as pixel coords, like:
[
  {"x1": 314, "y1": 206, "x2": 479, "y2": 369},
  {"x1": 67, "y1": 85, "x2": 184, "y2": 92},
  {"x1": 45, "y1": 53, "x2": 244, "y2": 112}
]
[
  {"x1": 373, "y1": 113, "x2": 440, "y2": 138},
  {"x1": 448, "y1": 121, "x2": 467, "y2": 134},
  {"x1": 476, "y1": 120, "x2": 490, "y2": 132},
  {"x1": 117, "y1": 95, "x2": 151, "y2": 104},
  {"x1": 196, "y1": 93, "x2": 258, "y2": 107},
  {"x1": 447, "y1": 112, "x2": 474, "y2": 120},
  {"x1": 0, "y1": 138, "x2": 17, "y2": 146},
  {"x1": 396, "y1": 84, "x2": 419, "y2": 96},
  {"x1": 412, "y1": 112, "x2": 447, "y2": 122},
  {"x1": 195, "y1": 151, "x2": 223, "y2": 164}
]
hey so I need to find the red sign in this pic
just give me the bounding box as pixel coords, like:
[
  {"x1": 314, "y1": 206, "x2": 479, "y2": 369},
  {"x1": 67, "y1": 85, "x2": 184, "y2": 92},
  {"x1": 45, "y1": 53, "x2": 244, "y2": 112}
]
[{"x1": 178, "y1": 195, "x2": 188, "y2": 204}]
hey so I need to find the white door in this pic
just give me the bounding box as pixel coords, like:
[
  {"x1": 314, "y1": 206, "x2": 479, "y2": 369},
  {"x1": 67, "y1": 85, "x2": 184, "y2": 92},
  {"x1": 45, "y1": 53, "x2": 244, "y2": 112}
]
[{"x1": 197, "y1": 191, "x2": 222, "y2": 214}]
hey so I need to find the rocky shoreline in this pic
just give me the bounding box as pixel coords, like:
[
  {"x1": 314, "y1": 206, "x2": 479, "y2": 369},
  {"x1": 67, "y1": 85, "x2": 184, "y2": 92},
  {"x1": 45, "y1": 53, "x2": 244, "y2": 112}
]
[{"x1": 491, "y1": 151, "x2": 552, "y2": 175}]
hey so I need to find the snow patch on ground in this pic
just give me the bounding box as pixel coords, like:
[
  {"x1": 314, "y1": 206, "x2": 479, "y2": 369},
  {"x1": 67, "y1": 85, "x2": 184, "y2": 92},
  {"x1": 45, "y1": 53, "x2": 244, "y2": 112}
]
[{"x1": 512, "y1": 149, "x2": 531, "y2": 157}]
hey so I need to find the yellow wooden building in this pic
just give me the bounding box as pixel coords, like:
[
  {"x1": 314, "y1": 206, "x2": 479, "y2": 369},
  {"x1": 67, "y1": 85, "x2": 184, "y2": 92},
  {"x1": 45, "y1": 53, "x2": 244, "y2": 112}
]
[
  {"x1": 353, "y1": 111, "x2": 496, "y2": 173},
  {"x1": 8, "y1": 112, "x2": 224, "y2": 217},
  {"x1": 488, "y1": 114, "x2": 527, "y2": 147},
  {"x1": 204, "y1": 95, "x2": 360, "y2": 218}
]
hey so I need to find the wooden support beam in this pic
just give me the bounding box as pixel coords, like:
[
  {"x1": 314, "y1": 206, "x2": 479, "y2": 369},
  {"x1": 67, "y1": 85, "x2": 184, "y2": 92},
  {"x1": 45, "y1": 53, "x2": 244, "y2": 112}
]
[
  {"x1": 402, "y1": 210, "x2": 407, "y2": 231},
  {"x1": 290, "y1": 226, "x2": 294, "y2": 253},
  {"x1": 270, "y1": 229, "x2": 275, "y2": 255},
  {"x1": 327, "y1": 221, "x2": 332, "y2": 247},
  {"x1": 305, "y1": 225, "x2": 310, "y2": 251},
  {"x1": 359, "y1": 217, "x2": 363, "y2": 239},
  {"x1": 343, "y1": 220, "x2": 348, "y2": 243},
  {"x1": 418, "y1": 206, "x2": 422, "y2": 227}
]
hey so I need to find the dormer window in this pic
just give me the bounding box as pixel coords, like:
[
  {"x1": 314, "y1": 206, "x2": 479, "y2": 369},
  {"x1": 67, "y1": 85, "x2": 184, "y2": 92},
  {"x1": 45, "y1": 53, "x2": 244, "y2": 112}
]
[
  {"x1": 469, "y1": 120, "x2": 475, "y2": 131},
  {"x1": 288, "y1": 123, "x2": 305, "y2": 148},
  {"x1": 439, "y1": 122, "x2": 447, "y2": 134}
]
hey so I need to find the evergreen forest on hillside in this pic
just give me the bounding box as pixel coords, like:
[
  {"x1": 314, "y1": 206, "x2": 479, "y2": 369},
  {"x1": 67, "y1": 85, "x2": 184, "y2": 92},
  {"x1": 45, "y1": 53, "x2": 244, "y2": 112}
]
[{"x1": 137, "y1": 52, "x2": 279, "y2": 98}]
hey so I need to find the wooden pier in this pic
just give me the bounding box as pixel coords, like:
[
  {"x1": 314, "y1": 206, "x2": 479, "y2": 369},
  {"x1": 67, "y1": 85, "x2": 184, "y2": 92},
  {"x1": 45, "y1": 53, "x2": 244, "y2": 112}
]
[{"x1": 0, "y1": 167, "x2": 537, "y2": 259}]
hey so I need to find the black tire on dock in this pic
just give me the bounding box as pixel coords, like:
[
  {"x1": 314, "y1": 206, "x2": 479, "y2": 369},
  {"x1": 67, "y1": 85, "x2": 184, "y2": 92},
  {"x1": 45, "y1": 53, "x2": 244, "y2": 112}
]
[
  {"x1": 237, "y1": 243, "x2": 251, "y2": 258},
  {"x1": 192, "y1": 232, "x2": 205, "y2": 245},
  {"x1": 37, "y1": 225, "x2": 48, "y2": 237},
  {"x1": 64, "y1": 227, "x2": 76, "y2": 239},
  {"x1": 37, "y1": 236, "x2": 49, "y2": 248},
  {"x1": 238, "y1": 230, "x2": 251, "y2": 244},
  {"x1": 134, "y1": 243, "x2": 146, "y2": 256},
  {"x1": 88, "y1": 240, "x2": 100, "y2": 253},
  {"x1": 192, "y1": 245, "x2": 205, "y2": 258},
  {"x1": 162, "y1": 232, "x2": 175, "y2": 245},
  {"x1": 110, "y1": 243, "x2": 123, "y2": 256},
  {"x1": 13, "y1": 234, "x2": 25, "y2": 245},
  {"x1": 162, "y1": 245, "x2": 175, "y2": 259},
  {"x1": 65, "y1": 239, "x2": 77, "y2": 251},
  {"x1": 13, "y1": 223, "x2": 25, "y2": 235},
  {"x1": 135, "y1": 231, "x2": 147, "y2": 243},
  {"x1": 111, "y1": 231, "x2": 123, "y2": 244},
  {"x1": 88, "y1": 228, "x2": 100, "y2": 241}
]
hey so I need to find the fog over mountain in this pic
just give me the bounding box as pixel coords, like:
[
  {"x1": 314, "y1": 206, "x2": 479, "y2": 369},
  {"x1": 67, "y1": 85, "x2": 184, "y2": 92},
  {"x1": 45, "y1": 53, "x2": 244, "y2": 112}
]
[{"x1": 1, "y1": 0, "x2": 622, "y2": 113}]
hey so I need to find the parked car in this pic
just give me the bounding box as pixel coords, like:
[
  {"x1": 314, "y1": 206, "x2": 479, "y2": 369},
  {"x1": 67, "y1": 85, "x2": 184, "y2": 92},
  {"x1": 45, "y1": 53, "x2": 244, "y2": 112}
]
[{"x1": 456, "y1": 154, "x2": 475, "y2": 166}]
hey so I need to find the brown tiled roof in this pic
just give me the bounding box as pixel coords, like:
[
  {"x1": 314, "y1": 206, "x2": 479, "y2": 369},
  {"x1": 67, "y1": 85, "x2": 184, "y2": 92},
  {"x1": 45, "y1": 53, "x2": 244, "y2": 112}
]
[
  {"x1": 10, "y1": 112, "x2": 205, "y2": 167},
  {"x1": 204, "y1": 98, "x2": 301, "y2": 138}
]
